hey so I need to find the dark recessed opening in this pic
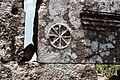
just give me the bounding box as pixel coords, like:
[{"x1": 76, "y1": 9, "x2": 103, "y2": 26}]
[{"x1": 11, "y1": 5, "x2": 18, "y2": 15}]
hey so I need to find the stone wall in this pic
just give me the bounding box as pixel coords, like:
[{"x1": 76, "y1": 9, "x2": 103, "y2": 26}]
[
  {"x1": 1, "y1": 0, "x2": 120, "y2": 80},
  {"x1": 0, "y1": 0, "x2": 25, "y2": 63},
  {"x1": 82, "y1": 0, "x2": 120, "y2": 63},
  {"x1": 37, "y1": 0, "x2": 88, "y2": 63},
  {"x1": 0, "y1": 62, "x2": 97, "y2": 80},
  {"x1": 37, "y1": 0, "x2": 120, "y2": 63},
  {"x1": 0, "y1": 0, "x2": 97, "y2": 80}
]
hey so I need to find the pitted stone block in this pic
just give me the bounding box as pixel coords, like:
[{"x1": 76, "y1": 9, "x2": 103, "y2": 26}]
[
  {"x1": 0, "y1": 1, "x2": 25, "y2": 63},
  {"x1": 37, "y1": 0, "x2": 89, "y2": 63},
  {"x1": 37, "y1": 0, "x2": 120, "y2": 63},
  {"x1": 48, "y1": 23, "x2": 72, "y2": 49}
]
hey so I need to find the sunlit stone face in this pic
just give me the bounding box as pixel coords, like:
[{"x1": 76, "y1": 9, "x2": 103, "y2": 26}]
[
  {"x1": 37, "y1": 0, "x2": 120, "y2": 64},
  {"x1": 48, "y1": 23, "x2": 72, "y2": 49}
]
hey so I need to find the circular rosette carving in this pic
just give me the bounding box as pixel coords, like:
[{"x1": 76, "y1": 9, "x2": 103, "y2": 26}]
[{"x1": 48, "y1": 23, "x2": 72, "y2": 49}]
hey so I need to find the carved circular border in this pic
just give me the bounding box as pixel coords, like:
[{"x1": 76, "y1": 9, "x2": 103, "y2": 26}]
[{"x1": 48, "y1": 23, "x2": 71, "y2": 49}]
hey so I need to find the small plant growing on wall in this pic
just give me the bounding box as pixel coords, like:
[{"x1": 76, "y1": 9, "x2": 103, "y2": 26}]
[{"x1": 96, "y1": 64, "x2": 120, "y2": 78}]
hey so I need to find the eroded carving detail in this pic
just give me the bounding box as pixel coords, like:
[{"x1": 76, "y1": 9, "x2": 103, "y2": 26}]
[{"x1": 48, "y1": 23, "x2": 71, "y2": 49}]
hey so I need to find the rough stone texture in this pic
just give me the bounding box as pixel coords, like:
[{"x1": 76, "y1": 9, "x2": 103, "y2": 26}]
[
  {"x1": 0, "y1": 1, "x2": 25, "y2": 63},
  {"x1": 37, "y1": 0, "x2": 88, "y2": 63},
  {"x1": 0, "y1": 62, "x2": 12, "y2": 80},
  {"x1": 81, "y1": 0, "x2": 120, "y2": 63},
  {"x1": 84, "y1": 0, "x2": 120, "y2": 13},
  {"x1": 37, "y1": 0, "x2": 120, "y2": 63},
  {"x1": 1, "y1": 0, "x2": 120, "y2": 79},
  {"x1": 0, "y1": 0, "x2": 98, "y2": 80},
  {"x1": 0, "y1": 62, "x2": 97, "y2": 80},
  {"x1": 83, "y1": 30, "x2": 120, "y2": 63}
]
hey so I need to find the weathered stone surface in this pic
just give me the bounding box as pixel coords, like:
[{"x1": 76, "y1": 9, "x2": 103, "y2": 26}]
[
  {"x1": 37, "y1": 0, "x2": 120, "y2": 63},
  {"x1": 84, "y1": 0, "x2": 120, "y2": 13},
  {"x1": 0, "y1": 62, "x2": 97, "y2": 80},
  {"x1": 0, "y1": 1, "x2": 25, "y2": 63},
  {"x1": 0, "y1": 62, "x2": 12, "y2": 80},
  {"x1": 0, "y1": 0, "x2": 98, "y2": 80},
  {"x1": 81, "y1": 0, "x2": 120, "y2": 63},
  {"x1": 83, "y1": 30, "x2": 120, "y2": 63},
  {"x1": 37, "y1": 0, "x2": 89, "y2": 63},
  {"x1": 1, "y1": 0, "x2": 120, "y2": 79}
]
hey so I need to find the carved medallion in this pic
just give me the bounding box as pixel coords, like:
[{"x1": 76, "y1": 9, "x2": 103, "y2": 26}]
[{"x1": 48, "y1": 23, "x2": 71, "y2": 49}]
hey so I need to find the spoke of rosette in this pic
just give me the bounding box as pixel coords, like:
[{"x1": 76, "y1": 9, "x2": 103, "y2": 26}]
[
  {"x1": 59, "y1": 24, "x2": 61, "y2": 36},
  {"x1": 52, "y1": 27, "x2": 58, "y2": 35},
  {"x1": 62, "y1": 36, "x2": 71, "y2": 39},
  {"x1": 61, "y1": 37, "x2": 68, "y2": 45},
  {"x1": 61, "y1": 29, "x2": 68, "y2": 36},
  {"x1": 51, "y1": 37, "x2": 59, "y2": 45},
  {"x1": 49, "y1": 34, "x2": 58, "y2": 37},
  {"x1": 58, "y1": 37, "x2": 62, "y2": 48}
]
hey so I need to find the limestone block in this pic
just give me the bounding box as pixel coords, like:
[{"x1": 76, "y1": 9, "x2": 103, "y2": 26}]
[
  {"x1": 0, "y1": 62, "x2": 12, "y2": 80},
  {"x1": 0, "y1": 62, "x2": 97, "y2": 80},
  {"x1": 37, "y1": 0, "x2": 120, "y2": 63},
  {"x1": 0, "y1": 1, "x2": 25, "y2": 63},
  {"x1": 81, "y1": 0, "x2": 120, "y2": 63},
  {"x1": 84, "y1": 0, "x2": 120, "y2": 13},
  {"x1": 37, "y1": 0, "x2": 89, "y2": 63}
]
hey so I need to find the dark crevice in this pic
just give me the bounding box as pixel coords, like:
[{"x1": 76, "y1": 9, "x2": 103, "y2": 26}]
[
  {"x1": 33, "y1": 0, "x2": 43, "y2": 53},
  {"x1": 22, "y1": 0, "x2": 24, "y2": 9},
  {"x1": 36, "y1": 0, "x2": 43, "y2": 11},
  {"x1": 11, "y1": 5, "x2": 18, "y2": 15},
  {"x1": 17, "y1": 43, "x2": 35, "y2": 64},
  {"x1": 33, "y1": 9, "x2": 38, "y2": 53}
]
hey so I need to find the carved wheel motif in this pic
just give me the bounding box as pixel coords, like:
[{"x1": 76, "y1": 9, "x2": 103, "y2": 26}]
[{"x1": 48, "y1": 23, "x2": 71, "y2": 49}]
